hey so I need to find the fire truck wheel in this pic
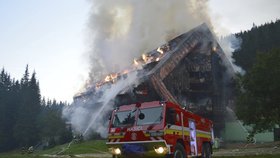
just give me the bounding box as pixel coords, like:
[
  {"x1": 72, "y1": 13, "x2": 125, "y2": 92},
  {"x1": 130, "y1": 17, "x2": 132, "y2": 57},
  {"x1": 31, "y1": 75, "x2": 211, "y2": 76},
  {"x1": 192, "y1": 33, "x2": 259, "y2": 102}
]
[
  {"x1": 201, "y1": 143, "x2": 211, "y2": 158},
  {"x1": 173, "y1": 143, "x2": 186, "y2": 158}
]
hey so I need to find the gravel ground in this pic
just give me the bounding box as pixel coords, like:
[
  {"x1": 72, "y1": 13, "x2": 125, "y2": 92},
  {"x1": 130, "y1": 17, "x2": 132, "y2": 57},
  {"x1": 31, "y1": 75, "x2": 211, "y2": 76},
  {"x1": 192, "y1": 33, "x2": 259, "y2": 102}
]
[{"x1": 214, "y1": 141, "x2": 280, "y2": 156}]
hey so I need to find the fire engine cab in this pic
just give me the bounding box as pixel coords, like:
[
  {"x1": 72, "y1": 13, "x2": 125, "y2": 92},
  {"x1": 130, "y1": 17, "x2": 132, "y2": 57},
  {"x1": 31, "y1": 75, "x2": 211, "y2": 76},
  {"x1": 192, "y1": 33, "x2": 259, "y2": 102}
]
[{"x1": 106, "y1": 101, "x2": 214, "y2": 158}]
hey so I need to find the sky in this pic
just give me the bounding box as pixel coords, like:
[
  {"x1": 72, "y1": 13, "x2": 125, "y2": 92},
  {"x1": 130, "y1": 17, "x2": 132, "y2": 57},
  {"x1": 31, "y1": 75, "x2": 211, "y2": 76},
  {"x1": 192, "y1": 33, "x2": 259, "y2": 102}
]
[
  {"x1": 209, "y1": 0, "x2": 280, "y2": 34},
  {"x1": 0, "y1": 0, "x2": 279, "y2": 102}
]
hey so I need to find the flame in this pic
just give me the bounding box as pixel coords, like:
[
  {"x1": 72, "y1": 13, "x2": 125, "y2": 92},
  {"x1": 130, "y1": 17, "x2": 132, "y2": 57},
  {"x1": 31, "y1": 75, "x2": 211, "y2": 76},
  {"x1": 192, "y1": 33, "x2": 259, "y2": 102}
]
[
  {"x1": 212, "y1": 46, "x2": 217, "y2": 52},
  {"x1": 95, "y1": 82, "x2": 102, "y2": 89},
  {"x1": 157, "y1": 47, "x2": 164, "y2": 54},
  {"x1": 104, "y1": 75, "x2": 111, "y2": 82},
  {"x1": 104, "y1": 73, "x2": 118, "y2": 83},
  {"x1": 122, "y1": 69, "x2": 129, "y2": 74},
  {"x1": 111, "y1": 73, "x2": 118, "y2": 81},
  {"x1": 95, "y1": 48, "x2": 167, "y2": 88},
  {"x1": 142, "y1": 53, "x2": 148, "y2": 62},
  {"x1": 156, "y1": 57, "x2": 160, "y2": 61},
  {"x1": 134, "y1": 58, "x2": 138, "y2": 65}
]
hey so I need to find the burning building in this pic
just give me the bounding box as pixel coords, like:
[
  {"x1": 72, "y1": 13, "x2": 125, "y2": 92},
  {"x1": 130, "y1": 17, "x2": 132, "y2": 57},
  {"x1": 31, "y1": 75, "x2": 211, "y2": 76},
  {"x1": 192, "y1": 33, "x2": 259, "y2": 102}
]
[{"x1": 73, "y1": 23, "x2": 235, "y2": 137}]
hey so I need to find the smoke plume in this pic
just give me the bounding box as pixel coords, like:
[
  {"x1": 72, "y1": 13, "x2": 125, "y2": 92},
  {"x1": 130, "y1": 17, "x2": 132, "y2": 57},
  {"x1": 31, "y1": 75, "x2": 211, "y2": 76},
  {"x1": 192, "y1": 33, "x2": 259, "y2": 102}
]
[
  {"x1": 63, "y1": 0, "x2": 244, "y2": 138},
  {"x1": 87, "y1": 0, "x2": 213, "y2": 82},
  {"x1": 218, "y1": 35, "x2": 245, "y2": 75},
  {"x1": 63, "y1": 71, "x2": 140, "y2": 138}
]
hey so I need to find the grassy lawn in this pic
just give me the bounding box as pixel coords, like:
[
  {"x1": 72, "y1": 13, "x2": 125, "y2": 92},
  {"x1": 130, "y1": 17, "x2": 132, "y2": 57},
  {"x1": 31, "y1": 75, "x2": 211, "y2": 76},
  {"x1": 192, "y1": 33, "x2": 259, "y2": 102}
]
[
  {"x1": 0, "y1": 151, "x2": 46, "y2": 158},
  {"x1": 38, "y1": 139, "x2": 108, "y2": 155},
  {"x1": 0, "y1": 139, "x2": 108, "y2": 158},
  {"x1": 60, "y1": 139, "x2": 108, "y2": 155}
]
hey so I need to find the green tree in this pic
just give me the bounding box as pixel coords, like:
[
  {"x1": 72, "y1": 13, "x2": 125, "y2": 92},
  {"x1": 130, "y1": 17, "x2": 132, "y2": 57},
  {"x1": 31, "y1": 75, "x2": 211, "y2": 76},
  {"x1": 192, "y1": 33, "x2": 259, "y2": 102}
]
[
  {"x1": 38, "y1": 100, "x2": 72, "y2": 148},
  {"x1": 236, "y1": 48, "x2": 280, "y2": 134},
  {"x1": 233, "y1": 20, "x2": 280, "y2": 71},
  {"x1": 0, "y1": 66, "x2": 72, "y2": 152},
  {"x1": 14, "y1": 67, "x2": 41, "y2": 147},
  {"x1": 0, "y1": 69, "x2": 21, "y2": 151},
  {"x1": 0, "y1": 69, "x2": 12, "y2": 151}
]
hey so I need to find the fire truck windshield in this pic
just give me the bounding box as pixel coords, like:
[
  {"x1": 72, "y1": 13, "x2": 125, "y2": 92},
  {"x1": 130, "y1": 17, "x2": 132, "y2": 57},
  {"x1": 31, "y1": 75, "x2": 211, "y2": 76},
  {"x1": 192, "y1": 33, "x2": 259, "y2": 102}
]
[
  {"x1": 113, "y1": 110, "x2": 136, "y2": 127},
  {"x1": 137, "y1": 106, "x2": 163, "y2": 125}
]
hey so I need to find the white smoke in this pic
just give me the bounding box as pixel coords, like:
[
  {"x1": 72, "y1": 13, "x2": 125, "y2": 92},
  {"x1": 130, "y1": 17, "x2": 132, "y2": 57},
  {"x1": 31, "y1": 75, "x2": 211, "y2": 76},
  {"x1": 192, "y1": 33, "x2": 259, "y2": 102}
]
[
  {"x1": 87, "y1": 0, "x2": 213, "y2": 82},
  {"x1": 63, "y1": 0, "x2": 244, "y2": 138},
  {"x1": 218, "y1": 35, "x2": 245, "y2": 75},
  {"x1": 63, "y1": 71, "x2": 139, "y2": 138}
]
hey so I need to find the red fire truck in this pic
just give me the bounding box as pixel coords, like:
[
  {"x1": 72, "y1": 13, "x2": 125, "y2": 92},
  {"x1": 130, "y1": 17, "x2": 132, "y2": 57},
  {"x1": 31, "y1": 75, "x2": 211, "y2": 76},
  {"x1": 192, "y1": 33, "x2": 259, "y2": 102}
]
[{"x1": 106, "y1": 101, "x2": 214, "y2": 158}]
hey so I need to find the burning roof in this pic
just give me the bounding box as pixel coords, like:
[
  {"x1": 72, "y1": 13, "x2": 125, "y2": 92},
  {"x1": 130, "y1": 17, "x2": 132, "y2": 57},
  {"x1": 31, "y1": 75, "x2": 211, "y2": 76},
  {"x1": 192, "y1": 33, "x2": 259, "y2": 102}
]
[
  {"x1": 74, "y1": 23, "x2": 235, "y2": 136},
  {"x1": 75, "y1": 23, "x2": 233, "y2": 101}
]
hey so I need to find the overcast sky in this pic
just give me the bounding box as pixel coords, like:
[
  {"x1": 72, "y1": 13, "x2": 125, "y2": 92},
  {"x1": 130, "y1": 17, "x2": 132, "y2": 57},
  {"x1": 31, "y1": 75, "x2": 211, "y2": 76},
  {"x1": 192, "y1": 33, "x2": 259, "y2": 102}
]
[
  {"x1": 210, "y1": 0, "x2": 280, "y2": 34},
  {"x1": 0, "y1": 0, "x2": 279, "y2": 102}
]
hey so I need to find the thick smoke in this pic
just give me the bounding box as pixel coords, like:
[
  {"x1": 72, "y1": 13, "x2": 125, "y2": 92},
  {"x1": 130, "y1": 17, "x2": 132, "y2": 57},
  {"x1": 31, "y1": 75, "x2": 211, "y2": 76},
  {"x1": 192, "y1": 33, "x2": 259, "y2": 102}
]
[
  {"x1": 63, "y1": 0, "x2": 243, "y2": 138},
  {"x1": 63, "y1": 71, "x2": 139, "y2": 138},
  {"x1": 87, "y1": 0, "x2": 213, "y2": 82}
]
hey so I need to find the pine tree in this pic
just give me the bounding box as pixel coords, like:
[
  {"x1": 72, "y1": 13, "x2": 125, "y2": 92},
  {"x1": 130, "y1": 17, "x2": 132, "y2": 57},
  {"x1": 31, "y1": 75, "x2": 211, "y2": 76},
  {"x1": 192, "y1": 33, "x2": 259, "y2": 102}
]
[
  {"x1": 0, "y1": 69, "x2": 11, "y2": 151},
  {"x1": 14, "y1": 68, "x2": 41, "y2": 147},
  {"x1": 38, "y1": 100, "x2": 72, "y2": 147},
  {"x1": 0, "y1": 69, "x2": 20, "y2": 151},
  {"x1": 0, "y1": 66, "x2": 72, "y2": 151},
  {"x1": 233, "y1": 20, "x2": 280, "y2": 71}
]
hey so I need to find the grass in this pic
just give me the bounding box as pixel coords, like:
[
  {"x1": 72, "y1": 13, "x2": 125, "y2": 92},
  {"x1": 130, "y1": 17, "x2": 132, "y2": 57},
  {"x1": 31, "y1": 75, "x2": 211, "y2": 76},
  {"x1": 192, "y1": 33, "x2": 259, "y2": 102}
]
[
  {"x1": 60, "y1": 139, "x2": 108, "y2": 155},
  {"x1": 0, "y1": 151, "x2": 45, "y2": 158},
  {"x1": 37, "y1": 143, "x2": 69, "y2": 154},
  {"x1": 0, "y1": 139, "x2": 108, "y2": 158},
  {"x1": 37, "y1": 139, "x2": 108, "y2": 155}
]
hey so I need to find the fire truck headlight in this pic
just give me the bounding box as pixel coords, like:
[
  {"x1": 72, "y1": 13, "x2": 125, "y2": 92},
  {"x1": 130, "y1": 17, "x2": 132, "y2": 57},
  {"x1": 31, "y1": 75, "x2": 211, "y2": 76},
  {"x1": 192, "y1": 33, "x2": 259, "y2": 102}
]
[
  {"x1": 109, "y1": 147, "x2": 121, "y2": 155},
  {"x1": 154, "y1": 146, "x2": 166, "y2": 154},
  {"x1": 113, "y1": 148, "x2": 121, "y2": 155}
]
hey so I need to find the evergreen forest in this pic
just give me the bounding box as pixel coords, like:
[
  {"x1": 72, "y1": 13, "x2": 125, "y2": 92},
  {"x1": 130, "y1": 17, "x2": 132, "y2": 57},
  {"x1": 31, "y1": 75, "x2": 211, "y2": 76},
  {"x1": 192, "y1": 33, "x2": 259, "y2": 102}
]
[
  {"x1": 233, "y1": 19, "x2": 280, "y2": 134},
  {"x1": 0, "y1": 66, "x2": 72, "y2": 152}
]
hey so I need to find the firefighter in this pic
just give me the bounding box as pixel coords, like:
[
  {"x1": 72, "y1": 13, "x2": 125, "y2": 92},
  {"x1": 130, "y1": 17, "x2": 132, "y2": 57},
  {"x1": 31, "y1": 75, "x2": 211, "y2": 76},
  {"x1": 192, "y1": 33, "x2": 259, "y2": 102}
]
[{"x1": 27, "y1": 146, "x2": 34, "y2": 154}]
